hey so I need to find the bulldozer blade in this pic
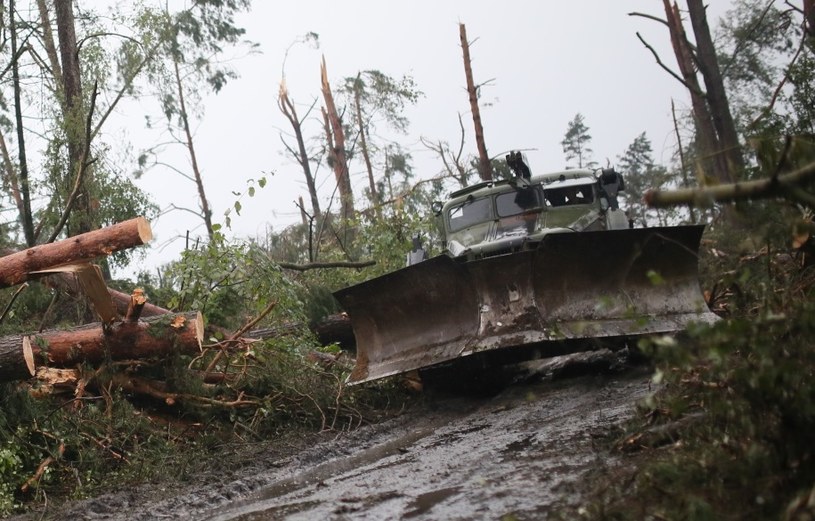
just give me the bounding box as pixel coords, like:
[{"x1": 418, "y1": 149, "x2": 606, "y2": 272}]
[{"x1": 335, "y1": 224, "x2": 718, "y2": 385}]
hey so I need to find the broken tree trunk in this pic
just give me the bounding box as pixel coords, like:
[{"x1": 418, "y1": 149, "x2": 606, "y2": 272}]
[
  {"x1": 0, "y1": 217, "x2": 152, "y2": 288},
  {"x1": 663, "y1": 0, "x2": 727, "y2": 185},
  {"x1": 24, "y1": 311, "x2": 203, "y2": 371},
  {"x1": 687, "y1": 0, "x2": 744, "y2": 181},
  {"x1": 321, "y1": 56, "x2": 355, "y2": 222},
  {"x1": 459, "y1": 23, "x2": 492, "y2": 182}
]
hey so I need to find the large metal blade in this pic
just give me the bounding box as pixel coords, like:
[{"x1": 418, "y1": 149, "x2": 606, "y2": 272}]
[
  {"x1": 334, "y1": 255, "x2": 480, "y2": 383},
  {"x1": 335, "y1": 225, "x2": 718, "y2": 385}
]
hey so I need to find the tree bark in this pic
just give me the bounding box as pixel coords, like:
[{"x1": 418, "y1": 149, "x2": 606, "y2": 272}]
[
  {"x1": 36, "y1": 0, "x2": 63, "y2": 94},
  {"x1": 0, "y1": 131, "x2": 24, "y2": 232},
  {"x1": 459, "y1": 23, "x2": 492, "y2": 182},
  {"x1": 686, "y1": 0, "x2": 744, "y2": 182},
  {"x1": 663, "y1": 0, "x2": 727, "y2": 185},
  {"x1": 41, "y1": 271, "x2": 169, "y2": 319},
  {"x1": 54, "y1": 0, "x2": 93, "y2": 234},
  {"x1": 0, "y1": 217, "x2": 152, "y2": 288},
  {"x1": 320, "y1": 56, "x2": 355, "y2": 222},
  {"x1": 245, "y1": 313, "x2": 355, "y2": 350},
  {"x1": 644, "y1": 157, "x2": 815, "y2": 208},
  {"x1": 110, "y1": 286, "x2": 169, "y2": 318},
  {"x1": 806, "y1": 0, "x2": 815, "y2": 46},
  {"x1": 0, "y1": 333, "x2": 35, "y2": 382},
  {"x1": 26, "y1": 311, "x2": 203, "y2": 370},
  {"x1": 352, "y1": 77, "x2": 379, "y2": 215},
  {"x1": 279, "y1": 81, "x2": 321, "y2": 219},
  {"x1": 10, "y1": 0, "x2": 35, "y2": 246}
]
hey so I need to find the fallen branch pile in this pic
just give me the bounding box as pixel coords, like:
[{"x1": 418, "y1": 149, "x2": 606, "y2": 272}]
[{"x1": 0, "y1": 217, "x2": 355, "y2": 404}]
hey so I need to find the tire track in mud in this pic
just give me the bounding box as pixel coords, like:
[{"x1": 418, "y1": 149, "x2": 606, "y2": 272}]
[
  {"x1": 32, "y1": 354, "x2": 652, "y2": 521},
  {"x1": 202, "y1": 361, "x2": 652, "y2": 521}
]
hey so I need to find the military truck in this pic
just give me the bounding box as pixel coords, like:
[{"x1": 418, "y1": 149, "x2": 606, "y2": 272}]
[{"x1": 335, "y1": 152, "x2": 717, "y2": 384}]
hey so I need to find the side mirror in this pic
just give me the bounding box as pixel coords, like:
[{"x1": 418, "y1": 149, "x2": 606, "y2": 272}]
[{"x1": 431, "y1": 201, "x2": 443, "y2": 216}]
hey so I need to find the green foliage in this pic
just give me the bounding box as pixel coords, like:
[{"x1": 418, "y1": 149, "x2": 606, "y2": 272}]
[
  {"x1": 617, "y1": 132, "x2": 680, "y2": 226},
  {"x1": 159, "y1": 232, "x2": 305, "y2": 329},
  {"x1": 561, "y1": 113, "x2": 594, "y2": 169},
  {"x1": 341, "y1": 70, "x2": 423, "y2": 135},
  {"x1": 718, "y1": 1, "x2": 815, "y2": 137},
  {"x1": 223, "y1": 176, "x2": 267, "y2": 230},
  {"x1": 0, "y1": 442, "x2": 23, "y2": 515},
  {"x1": 0, "y1": 223, "x2": 413, "y2": 514},
  {"x1": 568, "y1": 218, "x2": 815, "y2": 520}
]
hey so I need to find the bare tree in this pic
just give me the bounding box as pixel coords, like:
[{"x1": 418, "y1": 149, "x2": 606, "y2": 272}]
[
  {"x1": 634, "y1": 1, "x2": 745, "y2": 186},
  {"x1": 349, "y1": 73, "x2": 378, "y2": 212},
  {"x1": 279, "y1": 81, "x2": 322, "y2": 220},
  {"x1": 459, "y1": 23, "x2": 492, "y2": 182},
  {"x1": 421, "y1": 114, "x2": 474, "y2": 188}
]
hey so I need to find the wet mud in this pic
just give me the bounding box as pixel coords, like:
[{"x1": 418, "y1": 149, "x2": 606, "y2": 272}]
[{"x1": 28, "y1": 351, "x2": 653, "y2": 520}]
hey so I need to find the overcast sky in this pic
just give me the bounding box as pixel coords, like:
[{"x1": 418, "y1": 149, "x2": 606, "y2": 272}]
[{"x1": 97, "y1": 1, "x2": 733, "y2": 273}]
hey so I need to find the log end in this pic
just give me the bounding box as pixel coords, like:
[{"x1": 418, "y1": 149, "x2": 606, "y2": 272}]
[
  {"x1": 136, "y1": 217, "x2": 153, "y2": 244},
  {"x1": 22, "y1": 336, "x2": 36, "y2": 376},
  {"x1": 195, "y1": 312, "x2": 204, "y2": 349}
]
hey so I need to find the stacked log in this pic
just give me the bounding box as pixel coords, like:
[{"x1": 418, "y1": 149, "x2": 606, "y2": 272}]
[
  {"x1": 0, "y1": 217, "x2": 204, "y2": 384},
  {"x1": 24, "y1": 311, "x2": 204, "y2": 368},
  {"x1": 0, "y1": 217, "x2": 152, "y2": 288}
]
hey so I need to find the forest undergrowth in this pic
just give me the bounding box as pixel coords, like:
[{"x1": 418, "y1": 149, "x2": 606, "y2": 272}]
[{"x1": 561, "y1": 210, "x2": 815, "y2": 521}]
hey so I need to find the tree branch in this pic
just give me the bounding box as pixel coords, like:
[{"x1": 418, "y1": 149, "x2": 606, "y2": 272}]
[
  {"x1": 635, "y1": 32, "x2": 704, "y2": 96},
  {"x1": 645, "y1": 158, "x2": 815, "y2": 208},
  {"x1": 277, "y1": 260, "x2": 375, "y2": 271}
]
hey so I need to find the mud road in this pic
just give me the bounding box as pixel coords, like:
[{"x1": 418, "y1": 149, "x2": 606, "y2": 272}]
[{"x1": 36, "y1": 352, "x2": 653, "y2": 520}]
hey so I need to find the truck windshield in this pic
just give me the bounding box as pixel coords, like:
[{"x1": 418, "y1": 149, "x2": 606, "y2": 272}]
[
  {"x1": 448, "y1": 197, "x2": 493, "y2": 232},
  {"x1": 544, "y1": 183, "x2": 595, "y2": 207},
  {"x1": 495, "y1": 187, "x2": 544, "y2": 217}
]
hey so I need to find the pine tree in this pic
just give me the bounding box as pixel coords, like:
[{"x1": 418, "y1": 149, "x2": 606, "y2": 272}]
[
  {"x1": 617, "y1": 132, "x2": 672, "y2": 226},
  {"x1": 561, "y1": 113, "x2": 594, "y2": 168}
]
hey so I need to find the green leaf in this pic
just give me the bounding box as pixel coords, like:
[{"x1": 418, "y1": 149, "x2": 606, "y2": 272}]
[
  {"x1": 258, "y1": 177, "x2": 267, "y2": 188},
  {"x1": 646, "y1": 270, "x2": 665, "y2": 286},
  {"x1": 248, "y1": 186, "x2": 255, "y2": 197},
  {"x1": 234, "y1": 201, "x2": 242, "y2": 215}
]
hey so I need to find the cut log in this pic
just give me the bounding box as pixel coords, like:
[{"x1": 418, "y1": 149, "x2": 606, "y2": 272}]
[
  {"x1": 0, "y1": 334, "x2": 36, "y2": 382},
  {"x1": 0, "y1": 217, "x2": 152, "y2": 288},
  {"x1": 25, "y1": 311, "x2": 203, "y2": 370}
]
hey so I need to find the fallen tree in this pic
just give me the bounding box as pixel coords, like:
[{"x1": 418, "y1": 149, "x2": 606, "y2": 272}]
[
  {"x1": 27, "y1": 311, "x2": 203, "y2": 368},
  {"x1": 0, "y1": 217, "x2": 152, "y2": 288},
  {"x1": 0, "y1": 334, "x2": 35, "y2": 382},
  {"x1": 644, "y1": 157, "x2": 815, "y2": 209},
  {"x1": 0, "y1": 312, "x2": 203, "y2": 383}
]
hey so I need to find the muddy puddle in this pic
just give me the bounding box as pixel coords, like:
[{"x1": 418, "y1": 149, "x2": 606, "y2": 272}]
[{"x1": 28, "y1": 351, "x2": 653, "y2": 520}]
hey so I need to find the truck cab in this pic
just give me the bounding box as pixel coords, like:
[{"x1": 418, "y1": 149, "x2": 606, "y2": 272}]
[{"x1": 441, "y1": 167, "x2": 629, "y2": 259}]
